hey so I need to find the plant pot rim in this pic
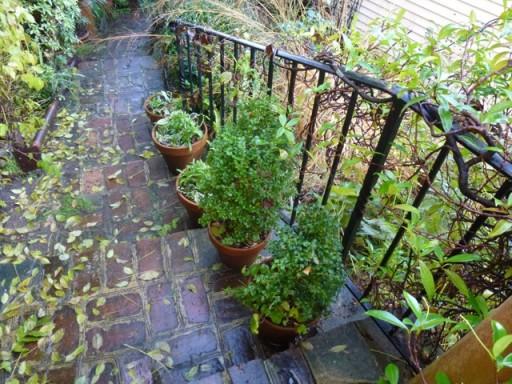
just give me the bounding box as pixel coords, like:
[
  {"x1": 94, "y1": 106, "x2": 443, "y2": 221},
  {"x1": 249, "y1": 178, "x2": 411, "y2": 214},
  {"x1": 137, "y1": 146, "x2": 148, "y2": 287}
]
[
  {"x1": 176, "y1": 173, "x2": 200, "y2": 208},
  {"x1": 144, "y1": 97, "x2": 165, "y2": 120},
  {"x1": 260, "y1": 314, "x2": 318, "y2": 330},
  {"x1": 208, "y1": 223, "x2": 270, "y2": 250},
  {"x1": 78, "y1": 30, "x2": 90, "y2": 42},
  {"x1": 151, "y1": 124, "x2": 208, "y2": 151}
]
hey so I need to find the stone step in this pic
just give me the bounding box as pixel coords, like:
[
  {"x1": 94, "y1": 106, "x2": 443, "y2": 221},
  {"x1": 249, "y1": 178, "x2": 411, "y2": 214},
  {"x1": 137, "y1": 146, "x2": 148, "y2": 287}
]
[
  {"x1": 264, "y1": 347, "x2": 314, "y2": 384},
  {"x1": 300, "y1": 319, "x2": 411, "y2": 383},
  {"x1": 228, "y1": 359, "x2": 271, "y2": 384}
]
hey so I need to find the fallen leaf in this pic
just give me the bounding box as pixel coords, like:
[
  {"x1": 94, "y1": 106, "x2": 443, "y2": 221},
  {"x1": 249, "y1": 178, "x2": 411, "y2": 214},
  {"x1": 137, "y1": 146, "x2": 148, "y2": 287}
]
[
  {"x1": 329, "y1": 344, "x2": 348, "y2": 353},
  {"x1": 139, "y1": 270, "x2": 160, "y2": 280},
  {"x1": 92, "y1": 333, "x2": 103, "y2": 350}
]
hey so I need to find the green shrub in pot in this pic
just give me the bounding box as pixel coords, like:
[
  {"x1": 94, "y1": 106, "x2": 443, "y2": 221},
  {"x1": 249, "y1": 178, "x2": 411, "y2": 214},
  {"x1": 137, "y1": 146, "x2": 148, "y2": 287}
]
[
  {"x1": 151, "y1": 110, "x2": 208, "y2": 173},
  {"x1": 199, "y1": 97, "x2": 299, "y2": 266},
  {"x1": 227, "y1": 203, "x2": 344, "y2": 341},
  {"x1": 176, "y1": 159, "x2": 209, "y2": 225},
  {"x1": 177, "y1": 159, "x2": 209, "y2": 205},
  {"x1": 154, "y1": 110, "x2": 203, "y2": 148},
  {"x1": 147, "y1": 91, "x2": 180, "y2": 116}
]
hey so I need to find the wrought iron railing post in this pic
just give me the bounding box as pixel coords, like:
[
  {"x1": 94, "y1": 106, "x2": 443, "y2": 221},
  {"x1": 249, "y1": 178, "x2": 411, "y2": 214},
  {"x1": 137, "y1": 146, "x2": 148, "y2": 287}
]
[
  {"x1": 290, "y1": 70, "x2": 326, "y2": 225},
  {"x1": 341, "y1": 97, "x2": 406, "y2": 262},
  {"x1": 175, "y1": 24, "x2": 186, "y2": 105},
  {"x1": 322, "y1": 90, "x2": 359, "y2": 204},
  {"x1": 361, "y1": 144, "x2": 451, "y2": 298}
]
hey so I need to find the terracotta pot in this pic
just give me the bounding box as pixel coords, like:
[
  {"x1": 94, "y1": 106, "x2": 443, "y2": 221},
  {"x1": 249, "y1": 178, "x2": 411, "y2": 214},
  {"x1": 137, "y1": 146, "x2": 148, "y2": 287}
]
[
  {"x1": 144, "y1": 97, "x2": 164, "y2": 123},
  {"x1": 208, "y1": 224, "x2": 269, "y2": 270},
  {"x1": 258, "y1": 317, "x2": 316, "y2": 346},
  {"x1": 78, "y1": 30, "x2": 90, "y2": 43},
  {"x1": 152, "y1": 125, "x2": 208, "y2": 174},
  {"x1": 176, "y1": 175, "x2": 204, "y2": 227}
]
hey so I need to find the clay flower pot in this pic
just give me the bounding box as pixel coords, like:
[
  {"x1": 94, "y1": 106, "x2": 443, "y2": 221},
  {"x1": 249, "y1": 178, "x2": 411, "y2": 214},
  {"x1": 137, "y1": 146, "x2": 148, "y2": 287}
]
[
  {"x1": 152, "y1": 125, "x2": 208, "y2": 174},
  {"x1": 144, "y1": 97, "x2": 164, "y2": 123},
  {"x1": 208, "y1": 224, "x2": 269, "y2": 270},
  {"x1": 176, "y1": 174, "x2": 204, "y2": 227},
  {"x1": 258, "y1": 317, "x2": 317, "y2": 346}
]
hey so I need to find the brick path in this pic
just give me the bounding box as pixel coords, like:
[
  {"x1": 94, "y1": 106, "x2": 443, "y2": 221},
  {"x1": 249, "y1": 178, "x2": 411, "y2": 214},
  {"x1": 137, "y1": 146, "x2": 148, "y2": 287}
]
[{"x1": 38, "y1": 11, "x2": 306, "y2": 384}]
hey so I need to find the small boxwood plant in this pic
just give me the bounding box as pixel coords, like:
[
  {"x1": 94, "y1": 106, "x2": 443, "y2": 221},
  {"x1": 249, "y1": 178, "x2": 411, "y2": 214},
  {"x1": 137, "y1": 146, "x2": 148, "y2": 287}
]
[
  {"x1": 227, "y1": 203, "x2": 344, "y2": 334},
  {"x1": 154, "y1": 110, "x2": 203, "y2": 147},
  {"x1": 178, "y1": 159, "x2": 209, "y2": 204},
  {"x1": 199, "y1": 96, "x2": 300, "y2": 247},
  {"x1": 147, "y1": 91, "x2": 181, "y2": 116}
]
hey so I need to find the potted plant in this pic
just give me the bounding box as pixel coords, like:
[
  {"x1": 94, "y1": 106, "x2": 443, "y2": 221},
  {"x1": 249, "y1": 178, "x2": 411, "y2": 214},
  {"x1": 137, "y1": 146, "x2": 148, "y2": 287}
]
[
  {"x1": 152, "y1": 110, "x2": 208, "y2": 173},
  {"x1": 144, "y1": 91, "x2": 181, "y2": 123},
  {"x1": 76, "y1": 16, "x2": 90, "y2": 42},
  {"x1": 227, "y1": 203, "x2": 345, "y2": 345},
  {"x1": 199, "y1": 97, "x2": 299, "y2": 269},
  {"x1": 176, "y1": 159, "x2": 209, "y2": 226}
]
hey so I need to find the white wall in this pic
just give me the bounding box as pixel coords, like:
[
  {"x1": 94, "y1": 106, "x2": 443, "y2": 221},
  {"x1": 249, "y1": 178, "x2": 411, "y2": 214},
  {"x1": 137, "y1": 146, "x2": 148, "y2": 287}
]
[{"x1": 355, "y1": 0, "x2": 505, "y2": 40}]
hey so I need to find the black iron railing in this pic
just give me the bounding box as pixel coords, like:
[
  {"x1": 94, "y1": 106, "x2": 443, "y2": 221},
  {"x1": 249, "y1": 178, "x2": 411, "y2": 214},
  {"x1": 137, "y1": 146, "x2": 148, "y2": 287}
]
[{"x1": 168, "y1": 19, "x2": 512, "y2": 366}]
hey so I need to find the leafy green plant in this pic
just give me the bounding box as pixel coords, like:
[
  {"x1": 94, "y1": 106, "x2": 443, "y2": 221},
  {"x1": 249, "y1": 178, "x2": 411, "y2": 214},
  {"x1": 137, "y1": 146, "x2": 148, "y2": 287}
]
[
  {"x1": 178, "y1": 160, "x2": 209, "y2": 204},
  {"x1": 154, "y1": 110, "x2": 203, "y2": 147},
  {"x1": 228, "y1": 203, "x2": 344, "y2": 334},
  {"x1": 199, "y1": 97, "x2": 299, "y2": 246},
  {"x1": 368, "y1": 292, "x2": 451, "y2": 378},
  {"x1": 22, "y1": 0, "x2": 81, "y2": 63},
  {"x1": 147, "y1": 91, "x2": 181, "y2": 116},
  {"x1": 0, "y1": 0, "x2": 46, "y2": 141},
  {"x1": 468, "y1": 319, "x2": 512, "y2": 373},
  {"x1": 378, "y1": 363, "x2": 400, "y2": 384}
]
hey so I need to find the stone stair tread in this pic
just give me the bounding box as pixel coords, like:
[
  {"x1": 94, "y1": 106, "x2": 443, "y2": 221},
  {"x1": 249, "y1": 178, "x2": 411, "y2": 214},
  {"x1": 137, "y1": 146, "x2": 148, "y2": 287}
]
[
  {"x1": 301, "y1": 322, "x2": 384, "y2": 383},
  {"x1": 228, "y1": 359, "x2": 271, "y2": 384},
  {"x1": 264, "y1": 347, "x2": 314, "y2": 384}
]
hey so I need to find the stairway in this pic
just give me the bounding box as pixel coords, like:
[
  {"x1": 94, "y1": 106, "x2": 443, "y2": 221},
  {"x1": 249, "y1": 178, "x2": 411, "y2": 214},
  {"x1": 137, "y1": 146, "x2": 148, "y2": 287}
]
[{"x1": 159, "y1": 227, "x2": 411, "y2": 384}]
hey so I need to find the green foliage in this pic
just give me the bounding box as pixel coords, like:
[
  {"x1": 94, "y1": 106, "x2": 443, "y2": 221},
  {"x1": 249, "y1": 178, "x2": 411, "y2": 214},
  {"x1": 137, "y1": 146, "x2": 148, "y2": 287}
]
[
  {"x1": 228, "y1": 204, "x2": 344, "y2": 332},
  {"x1": 21, "y1": 0, "x2": 80, "y2": 62},
  {"x1": 337, "y1": 7, "x2": 512, "y2": 129},
  {"x1": 367, "y1": 291, "x2": 450, "y2": 335},
  {"x1": 55, "y1": 193, "x2": 97, "y2": 221},
  {"x1": 154, "y1": 110, "x2": 203, "y2": 147},
  {"x1": 377, "y1": 363, "x2": 399, "y2": 384},
  {"x1": 147, "y1": 91, "x2": 181, "y2": 116},
  {"x1": 178, "y1": 160, "x2": 209, "y2": 204},
  {"x1": 199, "y1": 97, "x2": 299, "y2": 246},
  {"x1": 491, "y1": 320, "x2": 512, "y2": 372},
  {"x1": 0, "y1": 0, "x2": 79, "y2": 148},
  {"x1": 0, "y1": 0, "x2": 46, "y2": 139}
]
